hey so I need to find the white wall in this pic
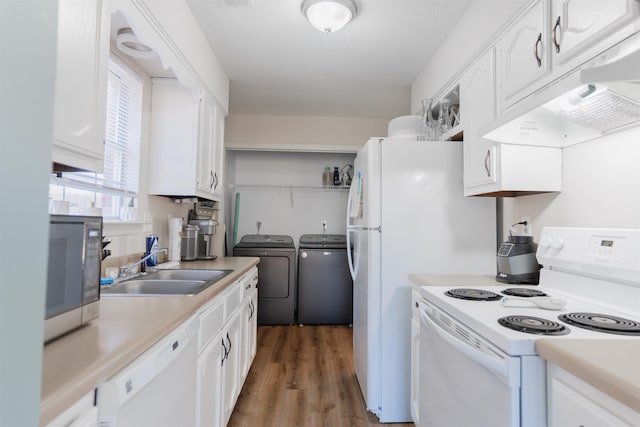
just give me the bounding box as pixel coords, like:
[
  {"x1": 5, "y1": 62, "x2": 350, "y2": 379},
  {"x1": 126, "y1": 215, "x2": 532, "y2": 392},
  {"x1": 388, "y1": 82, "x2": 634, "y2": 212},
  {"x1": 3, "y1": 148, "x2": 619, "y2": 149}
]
[
  {"x1": 502, "y1": 128, "x2": 640, "y2": 238},
  {"x1": 227, "y1": 151, "x2": 356, "y2": 251}
]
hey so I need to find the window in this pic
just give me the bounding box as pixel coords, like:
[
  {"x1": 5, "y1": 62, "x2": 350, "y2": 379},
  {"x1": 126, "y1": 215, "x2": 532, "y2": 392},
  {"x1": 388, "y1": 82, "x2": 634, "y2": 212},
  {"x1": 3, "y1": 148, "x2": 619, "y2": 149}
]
[{"x1": 50, "y1": 56, "x2": 143, "y2": 220}]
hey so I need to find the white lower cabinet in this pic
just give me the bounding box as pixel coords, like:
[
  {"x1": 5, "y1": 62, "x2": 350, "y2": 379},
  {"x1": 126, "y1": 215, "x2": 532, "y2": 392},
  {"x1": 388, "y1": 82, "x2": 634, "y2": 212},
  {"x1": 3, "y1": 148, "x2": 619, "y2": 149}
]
[
  {"x1": 197, "y1": 334, "x2": 224, "y2": 427},
  {"x1": 221, "y1": 312, "x2": 242, "y2": 425},
  {"x1": 547, "y1": 363, "x2": 640, "y2": 426},
  {"x1": 196, "y1": 268, "x2": 258, "y2": 427},
  {"x1": 240, "y1": 269, "x2": 259, "y2": 381},
  {"x1": 240, "y1": 288, "x2": 258, "y2": 381}
]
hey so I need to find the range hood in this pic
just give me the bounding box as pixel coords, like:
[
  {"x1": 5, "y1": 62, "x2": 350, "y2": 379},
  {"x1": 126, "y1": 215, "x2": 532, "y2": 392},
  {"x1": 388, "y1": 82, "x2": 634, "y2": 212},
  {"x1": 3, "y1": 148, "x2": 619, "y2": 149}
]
[{"x1": 483, "y1": 32, "x2": 640, "y2": 147}]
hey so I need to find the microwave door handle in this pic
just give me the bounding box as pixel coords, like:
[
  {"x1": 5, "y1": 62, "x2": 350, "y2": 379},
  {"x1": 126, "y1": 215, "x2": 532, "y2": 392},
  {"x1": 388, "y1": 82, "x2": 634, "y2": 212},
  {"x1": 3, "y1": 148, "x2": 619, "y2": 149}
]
[{"x1": 419, "y1": 305, "x2": 508, "y2": 378}]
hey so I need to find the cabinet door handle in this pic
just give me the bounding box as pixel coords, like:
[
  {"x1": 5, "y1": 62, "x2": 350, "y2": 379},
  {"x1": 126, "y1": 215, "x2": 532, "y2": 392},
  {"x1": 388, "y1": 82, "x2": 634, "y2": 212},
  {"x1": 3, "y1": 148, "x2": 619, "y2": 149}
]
[
  {"x1": 552, "y1": 16, "x2": 561, "y2": 54},
  {"x1": 484, "y1": 149, "x2": 491, "y2": 177},
  {"x1": 213, "y1": 172, "x2": 219, "y2": 190},
  {"x1": 534, "y1": 32, "x2": 543, "y2": 67},
  {"x1": 209, "y1": 171, "x2": 215, "y2": 189},
  {"x1": 221, "y1": 338, "x2": 228, "y2": 366},
  {"x1": 226, "y1": 332, "x2": 232, "y2": 355}
]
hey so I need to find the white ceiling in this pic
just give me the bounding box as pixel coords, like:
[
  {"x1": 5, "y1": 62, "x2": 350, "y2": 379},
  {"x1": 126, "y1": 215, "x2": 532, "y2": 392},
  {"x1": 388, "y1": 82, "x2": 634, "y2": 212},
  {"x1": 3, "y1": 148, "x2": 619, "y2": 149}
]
[{"x1": 185, "y1": 0, "x2": 473, "y2": 118}]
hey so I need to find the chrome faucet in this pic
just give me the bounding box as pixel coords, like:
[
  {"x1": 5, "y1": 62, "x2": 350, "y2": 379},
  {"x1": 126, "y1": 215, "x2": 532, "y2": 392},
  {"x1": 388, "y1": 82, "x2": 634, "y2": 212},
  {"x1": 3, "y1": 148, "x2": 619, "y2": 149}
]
[{"x1": 119, "y1": 248, "x2": 168, "y2": 278}]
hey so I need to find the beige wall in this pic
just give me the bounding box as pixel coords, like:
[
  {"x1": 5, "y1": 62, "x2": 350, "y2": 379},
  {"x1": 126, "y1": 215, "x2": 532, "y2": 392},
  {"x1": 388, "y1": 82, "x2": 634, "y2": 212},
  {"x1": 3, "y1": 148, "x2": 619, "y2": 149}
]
[{"x1": 225, "y1": 114, "x2": 390, "y2": 152}]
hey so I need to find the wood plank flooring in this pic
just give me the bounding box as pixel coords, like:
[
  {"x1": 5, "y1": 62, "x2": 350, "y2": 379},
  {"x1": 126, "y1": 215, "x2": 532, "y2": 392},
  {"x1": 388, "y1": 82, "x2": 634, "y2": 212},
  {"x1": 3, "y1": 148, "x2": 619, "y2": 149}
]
[{"x1": 228, "y1": 325, "x2": 414, "y2": 427}]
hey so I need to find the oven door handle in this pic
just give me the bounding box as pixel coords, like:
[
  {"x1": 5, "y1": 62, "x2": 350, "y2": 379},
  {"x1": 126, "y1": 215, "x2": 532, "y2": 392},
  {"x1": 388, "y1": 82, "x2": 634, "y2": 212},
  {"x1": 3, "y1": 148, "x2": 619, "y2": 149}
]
[{"x1": 420, "y1": 306, "x2": 508, "y2": 378}]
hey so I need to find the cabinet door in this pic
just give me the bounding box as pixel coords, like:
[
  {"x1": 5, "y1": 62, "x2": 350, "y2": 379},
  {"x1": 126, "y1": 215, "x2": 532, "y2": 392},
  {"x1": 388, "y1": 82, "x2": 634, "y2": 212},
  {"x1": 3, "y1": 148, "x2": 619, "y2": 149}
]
[
  {"x1": 221, "y1": 311, "x2": 242, "y2": 425},
  {"x1": 462, "y1": 48, "x2": 498, "y2": 192},
  {"x1": 196, "y1": 333, "x2": 223, "y2": 427},
  {"x1": 548, "y1": 365, "x2": 639, "y2": 427},
  {"x1": 211, "y1": 104, "x2": 226, "y2": 199},
  {"x1": 248, "y1": 289, "x2": 258, "y2": 365},
  {"x1": 497, "y1": 0, "x2": 551, "y2": 110},
  {"x1": 148, "y1": 79, "x2": 199, "y2": 196},
  {"x1": 197, "y1": 95, "x2": 215, "y2": 196},
  {"x1": 52, "y1": 0, "x2": 109, "y2": 172},
  {"x1": 551, "y1": 0, "x2": 638, "y2": 66},
  {"x1": 240, "y1": 288, "x2": 258, "y2": 382}
]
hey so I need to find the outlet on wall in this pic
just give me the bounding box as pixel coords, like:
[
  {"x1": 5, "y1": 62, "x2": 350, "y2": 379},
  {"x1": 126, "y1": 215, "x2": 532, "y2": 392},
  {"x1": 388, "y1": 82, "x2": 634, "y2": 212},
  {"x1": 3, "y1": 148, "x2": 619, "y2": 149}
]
[{"x1": 519, "y1": 216, "x2": 532, "y2": 236}]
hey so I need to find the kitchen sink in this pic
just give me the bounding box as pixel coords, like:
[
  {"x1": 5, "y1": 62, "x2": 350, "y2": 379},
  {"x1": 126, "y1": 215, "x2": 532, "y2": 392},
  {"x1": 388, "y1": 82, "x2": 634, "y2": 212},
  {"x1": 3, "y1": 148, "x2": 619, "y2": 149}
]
[
  {"x1": 101, "y1": 269, "x2": 233, "y2": 296},
  {"x1": 143, "y1": 269, "x2": 231, "y2": 282}
]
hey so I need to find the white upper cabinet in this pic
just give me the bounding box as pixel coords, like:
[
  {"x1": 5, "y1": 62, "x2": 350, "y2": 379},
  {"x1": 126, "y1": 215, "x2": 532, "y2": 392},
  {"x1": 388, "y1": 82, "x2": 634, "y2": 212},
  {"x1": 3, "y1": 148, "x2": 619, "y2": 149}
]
[
  {"x1": 212, "y1": 104, "x2": 226, "y2": 199},
  {"x1": 550, "y1": 0, "x2": 639, "y2": 67},
  {"x1": 197, "y1": 94, "x2": 216, "y2": 196},
  {"x1": 462, "y1": 48, "x2": 498, "y2": 192},
  {"x1": 197, "y1": 93, "x2": 225, "y2": 199},
  {"x1": 463, "y1": 47, "x2": 561, "y2": 197},
  {"x1": 496, "y1": 0, "x2": 551, "y2": 110},
  {"x1": 497, "y1": 0, "x2": 639, "y2": 113},
  {"x1": 148, "y1": 79, "x2": 224, "y2": 201},
  {"x1": 52, "y1": 0, "x2": 109, "y2": 172}
]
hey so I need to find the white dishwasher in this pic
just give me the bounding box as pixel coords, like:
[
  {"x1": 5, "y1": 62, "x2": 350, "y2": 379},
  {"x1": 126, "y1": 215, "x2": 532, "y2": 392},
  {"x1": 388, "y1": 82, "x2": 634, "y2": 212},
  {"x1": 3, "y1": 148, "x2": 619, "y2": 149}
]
[{"x1": 97, "y1": 314, "x2": 199, "y2": 427}]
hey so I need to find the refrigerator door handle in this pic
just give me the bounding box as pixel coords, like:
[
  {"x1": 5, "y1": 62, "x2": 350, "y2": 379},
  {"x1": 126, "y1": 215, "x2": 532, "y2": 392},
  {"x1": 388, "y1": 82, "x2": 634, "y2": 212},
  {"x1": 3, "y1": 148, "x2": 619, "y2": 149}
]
[
  {"x1": 346, "y1": 184, "x2": 357, "y2": 279},
  {"x1": 347, "y1": 226, "x2": 381, "y2": 232}
]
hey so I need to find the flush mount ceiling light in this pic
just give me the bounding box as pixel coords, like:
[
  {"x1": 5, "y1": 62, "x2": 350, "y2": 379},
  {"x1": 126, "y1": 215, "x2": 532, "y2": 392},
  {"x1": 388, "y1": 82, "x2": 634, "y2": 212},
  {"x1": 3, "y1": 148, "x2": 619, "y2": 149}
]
[
  {"x1": 302, "y1": 0, "x2": 357, "y2": 34},
  {"x1": 116, "y1": 28, "x2": 156, "y2": 59}
]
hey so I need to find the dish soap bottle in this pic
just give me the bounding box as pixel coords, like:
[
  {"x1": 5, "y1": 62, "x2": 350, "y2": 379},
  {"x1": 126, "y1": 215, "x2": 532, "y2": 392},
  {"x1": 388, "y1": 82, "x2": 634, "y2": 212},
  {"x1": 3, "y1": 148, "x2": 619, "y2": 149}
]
[
  {"x1": 322, "y1": 166, "x2": 332, "y2": 186},
  {"x1": 333, "y1": 166, "x2": 341, "y2": 186}
]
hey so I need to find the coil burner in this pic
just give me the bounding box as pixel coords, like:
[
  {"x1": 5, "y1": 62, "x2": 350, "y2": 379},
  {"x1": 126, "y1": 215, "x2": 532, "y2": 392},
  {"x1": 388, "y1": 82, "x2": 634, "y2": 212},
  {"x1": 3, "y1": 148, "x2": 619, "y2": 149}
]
[
  {"x1": 559, "y1": 313, "x2": 640, "y2": 336},
  {"x1": 444, "y1": 288, "x2": 502, "y2": 301},
  {"x1": 501, "y1": 288, "x2": 548, "y2": 298},
  {"x1": 498, "y1": 315, "x2": 570, "y2": 336}
]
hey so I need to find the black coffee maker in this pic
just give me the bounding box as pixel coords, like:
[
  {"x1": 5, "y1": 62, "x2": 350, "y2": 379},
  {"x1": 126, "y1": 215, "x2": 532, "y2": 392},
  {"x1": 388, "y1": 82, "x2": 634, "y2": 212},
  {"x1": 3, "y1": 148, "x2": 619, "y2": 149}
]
[{"x1": 496, "y1": 235, "x2": 541, "y2": 284}]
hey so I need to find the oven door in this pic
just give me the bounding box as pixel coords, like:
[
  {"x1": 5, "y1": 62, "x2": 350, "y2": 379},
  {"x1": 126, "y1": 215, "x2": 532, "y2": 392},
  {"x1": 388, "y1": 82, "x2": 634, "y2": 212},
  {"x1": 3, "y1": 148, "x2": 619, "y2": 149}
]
[{"x1": 418, "y1": 299, "x2": 524, "y2": 427}]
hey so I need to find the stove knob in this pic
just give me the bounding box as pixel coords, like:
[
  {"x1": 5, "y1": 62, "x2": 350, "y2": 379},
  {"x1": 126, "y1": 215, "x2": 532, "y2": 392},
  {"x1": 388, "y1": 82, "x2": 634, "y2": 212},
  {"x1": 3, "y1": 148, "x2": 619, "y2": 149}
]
[
  {"x1": 550, "y1": 235, "x2": 565, "y2": 250},
  {"x1": 539, "y1": 235, "x2": 552, "y2": 249}
]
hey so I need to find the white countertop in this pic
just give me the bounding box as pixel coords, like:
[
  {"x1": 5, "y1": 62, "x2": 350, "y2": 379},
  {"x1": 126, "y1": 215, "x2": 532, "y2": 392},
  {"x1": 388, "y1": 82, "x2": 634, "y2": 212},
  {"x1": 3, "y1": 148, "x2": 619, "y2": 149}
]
[
  {"x1": 536, "y1": 339, "x2": 640, "y2": 412},
  {"x1": 40, "y1": 257, "x2": 259, "y2": 426}
]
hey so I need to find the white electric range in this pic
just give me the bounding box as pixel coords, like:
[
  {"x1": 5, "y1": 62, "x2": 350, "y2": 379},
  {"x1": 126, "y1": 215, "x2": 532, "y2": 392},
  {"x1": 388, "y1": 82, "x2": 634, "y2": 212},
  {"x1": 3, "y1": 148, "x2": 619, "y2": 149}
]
[{"x1": 415, "y1": 227, "x2": 640, "y2": 427}]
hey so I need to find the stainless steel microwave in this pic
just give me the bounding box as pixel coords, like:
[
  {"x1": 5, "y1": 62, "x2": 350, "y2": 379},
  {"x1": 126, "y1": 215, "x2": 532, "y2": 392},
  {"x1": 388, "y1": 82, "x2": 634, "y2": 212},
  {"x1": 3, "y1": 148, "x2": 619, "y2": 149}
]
[{"x1": 45, "y1": 214, "x2": 102, "y2": 342}]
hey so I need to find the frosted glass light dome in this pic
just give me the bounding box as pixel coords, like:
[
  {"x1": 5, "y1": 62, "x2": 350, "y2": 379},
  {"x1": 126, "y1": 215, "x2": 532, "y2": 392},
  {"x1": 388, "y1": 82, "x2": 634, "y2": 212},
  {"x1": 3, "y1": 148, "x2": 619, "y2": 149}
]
[{"x1": 302, "y1": 0, "x2": 357, "y2": 34}]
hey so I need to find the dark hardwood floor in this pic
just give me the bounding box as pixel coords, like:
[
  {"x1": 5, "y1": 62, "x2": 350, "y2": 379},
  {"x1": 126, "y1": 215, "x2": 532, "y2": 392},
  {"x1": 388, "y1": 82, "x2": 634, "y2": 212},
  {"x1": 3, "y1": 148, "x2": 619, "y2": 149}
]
[{"x1": 228, "y1": 325, "x2": 414, "y2": 427}]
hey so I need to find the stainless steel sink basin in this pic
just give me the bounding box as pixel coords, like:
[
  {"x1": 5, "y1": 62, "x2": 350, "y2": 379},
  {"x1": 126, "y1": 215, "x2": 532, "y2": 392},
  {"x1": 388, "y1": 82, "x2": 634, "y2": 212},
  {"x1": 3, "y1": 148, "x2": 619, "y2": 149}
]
[
  {"x1": 143, "y1": 269, "x2": 231, "y2": 282},
  {"x1": 101, "y1": 269, "x2": 233, "y2": 296}
]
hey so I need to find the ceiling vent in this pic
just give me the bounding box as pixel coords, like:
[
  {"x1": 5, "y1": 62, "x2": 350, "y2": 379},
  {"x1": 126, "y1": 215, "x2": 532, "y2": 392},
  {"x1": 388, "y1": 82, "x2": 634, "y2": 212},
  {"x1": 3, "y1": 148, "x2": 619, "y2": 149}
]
[{"x1": 220, "y1": 0, "x2": 253, "y2": 7}]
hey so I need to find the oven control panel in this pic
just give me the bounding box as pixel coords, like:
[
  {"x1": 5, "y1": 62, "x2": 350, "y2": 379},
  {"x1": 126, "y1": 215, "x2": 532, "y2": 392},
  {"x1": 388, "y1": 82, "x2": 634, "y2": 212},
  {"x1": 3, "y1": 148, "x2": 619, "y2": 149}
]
[
  {"x1": 537, "y1": 227, "x2": 639, "y2": 283},
  {"x1": 588, "y1": 236, "x2": 625, "y2": 258}
]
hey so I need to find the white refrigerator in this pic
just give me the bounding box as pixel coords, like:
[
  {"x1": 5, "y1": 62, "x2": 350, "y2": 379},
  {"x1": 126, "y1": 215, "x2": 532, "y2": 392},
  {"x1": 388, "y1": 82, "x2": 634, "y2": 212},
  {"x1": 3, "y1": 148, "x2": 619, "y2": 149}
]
[{"x1": 346, "y1": 138, "x2": 497, "y2": 422}]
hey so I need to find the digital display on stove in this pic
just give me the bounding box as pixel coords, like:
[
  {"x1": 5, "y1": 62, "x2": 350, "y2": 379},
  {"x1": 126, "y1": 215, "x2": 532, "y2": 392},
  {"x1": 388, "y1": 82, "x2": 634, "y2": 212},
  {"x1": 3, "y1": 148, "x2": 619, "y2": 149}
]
[{"x1": 600, "y1": 240, "x2": 614, "y2": 247}]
